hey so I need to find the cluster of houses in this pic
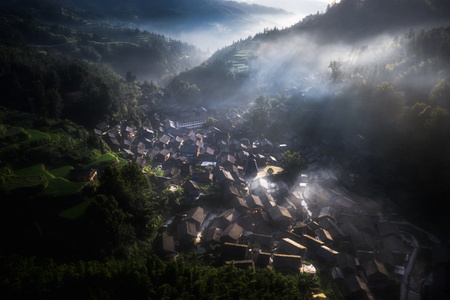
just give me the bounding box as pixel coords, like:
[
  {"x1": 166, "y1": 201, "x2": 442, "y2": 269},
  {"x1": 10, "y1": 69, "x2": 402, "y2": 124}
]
[
  {"x1": 159, "y1": 183, "x2": 408, "y2": 299},
  {"x1": 94, "y1": 105, "x2": 288, "y2": 185},
  {"x1": 94, "y1": 104, "x2": 411, "y2": 299}
]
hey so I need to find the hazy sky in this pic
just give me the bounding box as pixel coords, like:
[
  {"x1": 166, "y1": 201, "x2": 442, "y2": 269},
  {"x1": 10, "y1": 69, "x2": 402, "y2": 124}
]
[
  {"x1": 237, "y1": 0, "x2": 334, "y2": 15},
  {"x1": 141, "y1": 0, "x2": 334, "y2": 52}
]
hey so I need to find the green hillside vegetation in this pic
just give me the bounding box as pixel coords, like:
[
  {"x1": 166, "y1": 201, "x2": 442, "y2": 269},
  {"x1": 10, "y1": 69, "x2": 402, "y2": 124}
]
[
  {"x1": 42, "y1": 177, "x2": 86, "y2": 197},
  {"x1": 0, "y1": 109, "x2": 123, "y2": 200},
  {"x1": 50, "y1": 165, "x2": 74, "y2": 178},
  {"x1": 0, "y1": 7, "x2": 205, "y2": 81},
  {"x1": 59, "y1": 198, "x2": 93, "y2": 220},
  {"x1": 0, "y1": 254, "x2": 316, "y2": 300},
  {"x1": 0, "y1": 174, "x2": 47, "y2": 194},
  {"x1": 0, "y1": 164, "x2": 85, "y2": 197},
  {"x1": 83, "y1": 153, "x2": 121, "y2": 168}
]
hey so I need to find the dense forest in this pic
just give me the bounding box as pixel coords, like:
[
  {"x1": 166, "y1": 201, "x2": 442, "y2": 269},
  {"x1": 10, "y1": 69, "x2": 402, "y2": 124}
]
[
  {"x1": 0, "y1": 254, "x2": 316, "y2": 299},
  {"x1": 0, "y1": 5, "x2": 206, "y2": 81}
]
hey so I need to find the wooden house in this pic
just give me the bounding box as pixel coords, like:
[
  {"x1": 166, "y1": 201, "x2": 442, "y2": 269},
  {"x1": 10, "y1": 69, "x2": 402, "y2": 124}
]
[
  {"x1": 316, "y1": 245, "x2": 339, "y2": 263},
  {"x1": 154, "y1": 149, "x2": 170, "y2": 163},
  {"x1": 336, "y1": 252, "x2": 357, "y2": 275},
  {"x1": 213, "y1": 208, "x2": 240, "y2": 230},
  {"x1": 344, "y1": 276, "x2": 374, "y2": 300},
  {"x1": 351, "y1": 231, "x2": 376, "y2": 251},
  {"x1": 249, "y1": 177, "x2": 269, "y2": 195},
  {"x1": 179, "y1": 145, "x2": 200, "y2": 157},
  {"x1": 278, "y1": 238, "x2": 307, "y2": 257},
  {"x1": 205, "y1": 227, "x2": 222, "y2": 244},
  {"x1": 258, "y1": 192, "x2": 276, "y2": 208},
  {"x1": 267, "y1": 205, "x2": 292, "y2": 229},
  {"x1": 250, "y1": 233, "x2": 273, "y2": 250},
  {"x1": 301, "y1": 234, "x2": 325, "y2": 251},
  {"x1": 221, "y1": 242, "x2": 248, "y2": 261},
  {"x1": 315, "y1": 228, "x2": 334, "y2": 245},
  {"x1": 183, "y1": 180, "x2": 203, "y2": 201},
  {"x1": 272, "y1": 254, "x2": 302, "y2": 273},
  {"x1": 246, "y1": 194, "x2": 264, "y2": 209},
  {"x1": 177, "y1": 221, "x2": 197, "y2": 244},
  {"x1": 156, "y1": 134, "x2": 171, "y2": 149},
  {"x1": 191, "y1": 171, "x2": 214, "y2": 184},
  {"x1": 184, "y1": 206, "x2": 208, "y2": 230},
  {"x1": 362, "y1": 259, "x2": 390, "y2": 282},
  {"x1": 254, "y1": 252, "x2": 271, "y2": 268},
  {"x1": 214, "y1": 169, "x2": 235, "y2": 186},
  {"x1": 221, "y1": 223, "x2": 244, "y2": 244},
  {"x1": 153, "y1": 234, "x2": 177, "y2": 257},
  {"x1": 260, "y1": 138, "x2": 273, "y2": 153}
]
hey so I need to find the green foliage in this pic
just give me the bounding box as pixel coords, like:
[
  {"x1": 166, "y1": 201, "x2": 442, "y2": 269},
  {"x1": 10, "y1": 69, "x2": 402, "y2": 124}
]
[
  {"x1": 200, "y1": 183, "x2": 223, "y2": 207},
  {"x1": 249, "y1": 96, "x2": 270, "y2": 129},
  {"x1": 203, "y1": 117, "x2": 216, "y2": 129},
  {"x1": 87, "y1": 163, "x2": 166, "y2": 258},
  {"x1": 429, "y1": 77, "x2": 450, "y2": 109},
  {"x1": 0, "y1": 254, "x2": 317, "y2": 299},
  {"x1": 85, "y1": 194, "x2": 137, "y2": 258},
  {"x1": 0, "y1": 46, "x2": 145, "y2": 127},
  {"x1": 144, "y1": 165, "x2": 164, "y2": 177},
  {"x1": 59, "y1": 198, "x2": 93, "y2": 220},
  {"x1": 50, "y1": 165, "x2": 74, "y2": 178},
  {"x1": 83, "y1": 153, "x2": 119, "y2": 168},
  {"x1": 41, "y1": 177, "x2": 85, "y2": 197},
  {"x1": 167, "y1": 77, "x2": 202, "y2": 105},
  {"x1": 281, "y1": 151, "x2": 305, "y2": 180}
]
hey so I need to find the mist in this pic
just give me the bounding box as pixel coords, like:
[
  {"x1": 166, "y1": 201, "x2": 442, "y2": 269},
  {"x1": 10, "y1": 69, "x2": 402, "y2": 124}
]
[
  {"x1": 134, "y1": 13, "x2": 303, "y2": 52},
  {"x1": 225, "y1": 25, "x2": 449, "y2": 106},
  {"x1": 236, "y1": 0, "x2": 331, "y2": 15},
  {"x1": 127, "y1": 0, "x2": 332, "y2": 52}
]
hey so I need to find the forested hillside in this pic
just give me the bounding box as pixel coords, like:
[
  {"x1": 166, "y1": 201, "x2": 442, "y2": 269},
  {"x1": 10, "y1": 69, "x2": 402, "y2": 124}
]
[
  {"x1": 60, "y1": 0, "x2": 288, "y2": 24},
  {"x1": 0, "y1": 6, "x2": 206, "y2": 81},
  {"x1": 1, "y1": 0, "x2": 450, "y2": 298}
]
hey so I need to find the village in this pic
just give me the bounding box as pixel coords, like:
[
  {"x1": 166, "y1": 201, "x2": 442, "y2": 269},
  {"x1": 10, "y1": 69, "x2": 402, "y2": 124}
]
[{"x1": 93, "y1": 98, "x2": 431, "y2": 300}]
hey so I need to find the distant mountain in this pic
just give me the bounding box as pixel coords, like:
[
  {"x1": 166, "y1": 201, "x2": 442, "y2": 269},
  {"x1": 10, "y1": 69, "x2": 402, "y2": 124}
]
[
  {"x1": 0, "y1": 6, "x2": 207, "y2": 82},
  {"x1": 169, "y1": 0, "x2": 450, "y2": 104},
  {"x1": 293, "y1": 0, "x2": 450, "y2": 43},
  {"x1": 0, "y1": 0, "x2": 293, "y2": 51},
  {"x1": 61, "y1": 0, "x2": 289, "y2": 22}
]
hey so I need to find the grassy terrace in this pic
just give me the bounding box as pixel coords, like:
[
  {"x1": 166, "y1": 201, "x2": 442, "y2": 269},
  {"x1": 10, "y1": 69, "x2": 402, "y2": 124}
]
[
  {"x1": 50, "y1": 165, "x2": 74, "y2": 178},
  {"x1": 13, "y1": 164, "x2": 85, "y2": 197},
  {"x1": 83, "y1": 152, "x2": 121, "y2": 168},
  {"x1": 59, "y1": 198, "x2": 93, "y2": 220}
]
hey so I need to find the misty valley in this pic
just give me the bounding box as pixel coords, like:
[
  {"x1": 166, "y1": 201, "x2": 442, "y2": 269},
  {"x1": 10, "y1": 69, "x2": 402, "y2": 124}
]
[{"x1": 0, "y1": 0, "x2": 450, "y2": 299}]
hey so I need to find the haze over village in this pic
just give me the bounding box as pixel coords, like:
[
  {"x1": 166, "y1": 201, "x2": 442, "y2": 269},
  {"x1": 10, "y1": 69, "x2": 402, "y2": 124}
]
[{"x1": 0, "y1": 0, "x2": 449, "y2": 299}]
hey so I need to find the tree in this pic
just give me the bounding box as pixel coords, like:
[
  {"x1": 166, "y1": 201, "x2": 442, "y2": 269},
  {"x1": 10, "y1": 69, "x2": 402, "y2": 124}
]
[
  {"x1": 46, "y1": 88, "x2": 63, "y2": 119},
  {"x1": 250, "y1": 96, "x2": 270, "y2": 129},
  {"x1": 328, "y1": 60, "x2": 342, "y2": 83},
  {"x1": 97, "y1": 163, "x2": 160, "y2": 240},
  {"x1": 281, "y1": 151, "x2": 305, "y2": 182},
  {"x1": 84, "y1": 194, "x2": 136, "y2": 258},
  {"x1": 429, "y1": 77, "x2": 450, "y2": 109},
  {"x1": 203, "y1": 117, "x2": 216, "y2": 129}
]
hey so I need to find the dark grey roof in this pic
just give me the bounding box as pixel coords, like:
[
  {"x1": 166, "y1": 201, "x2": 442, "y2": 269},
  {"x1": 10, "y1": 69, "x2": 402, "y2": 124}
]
[
  {"x1": 267, "y1": 205, "x2": 292, "y2": 221},
  {"x1": 185, "y1": 206, "x2": 207, "y2": 226},
  {"x1": 222, "y1": 223, "x2": 244, "y2": 241}
]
